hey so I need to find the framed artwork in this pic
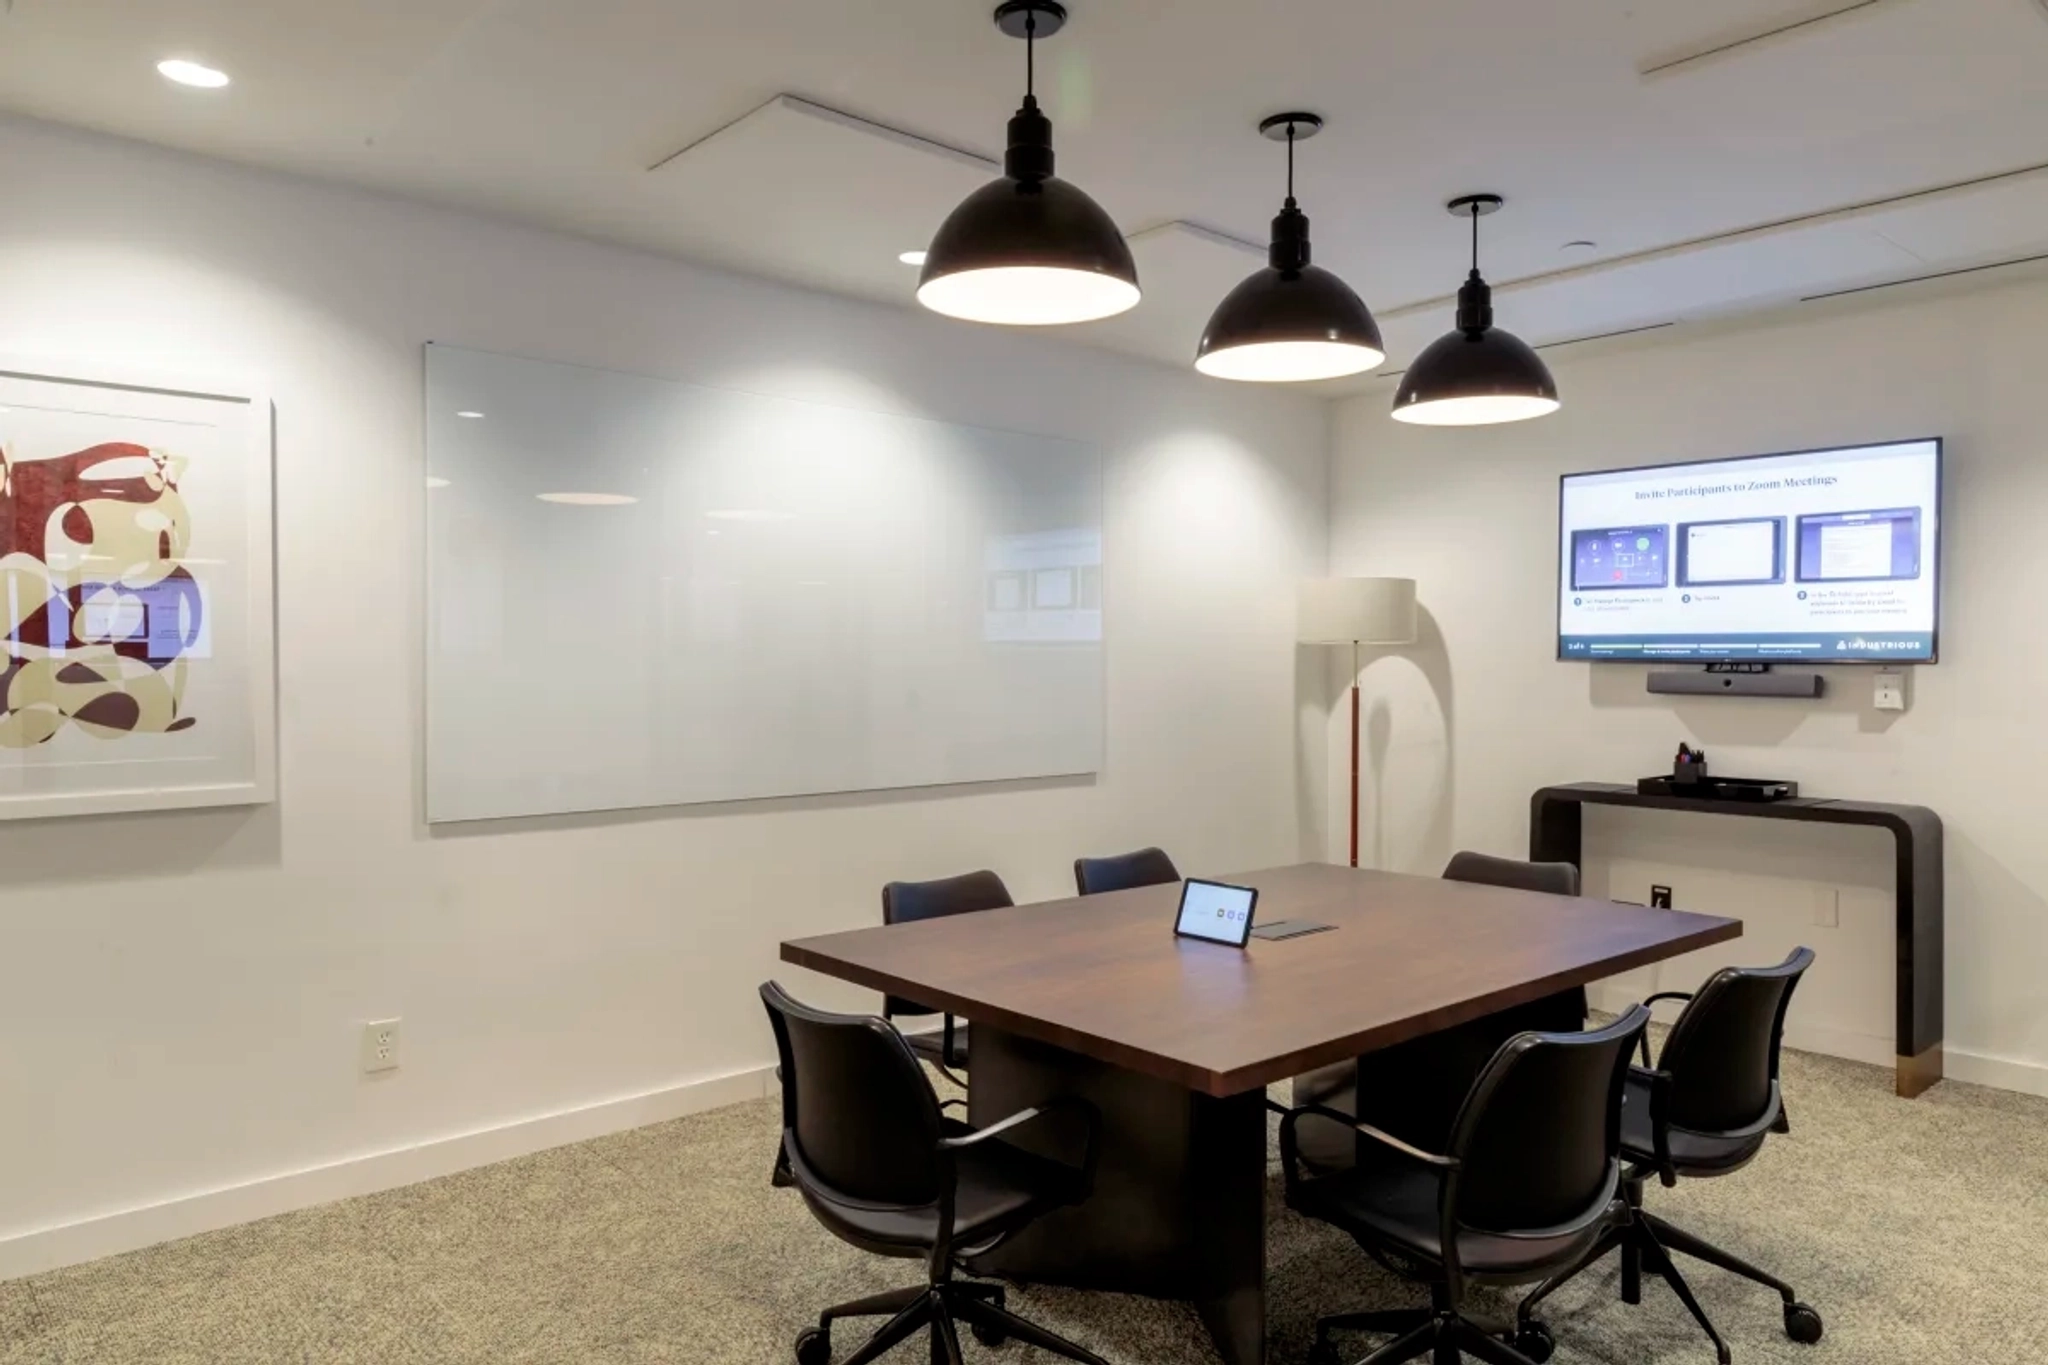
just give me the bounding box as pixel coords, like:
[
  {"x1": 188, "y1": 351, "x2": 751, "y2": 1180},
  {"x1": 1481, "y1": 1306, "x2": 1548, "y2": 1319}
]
[{"x1": 0, "y1": 359, "x2": 274, "y2": 819}]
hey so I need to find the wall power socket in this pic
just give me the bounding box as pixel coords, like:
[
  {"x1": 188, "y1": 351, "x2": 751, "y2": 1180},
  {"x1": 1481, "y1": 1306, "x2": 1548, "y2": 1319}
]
[{"x1": 361, "y1": 1019, "x2": 402, "y2": 1074}]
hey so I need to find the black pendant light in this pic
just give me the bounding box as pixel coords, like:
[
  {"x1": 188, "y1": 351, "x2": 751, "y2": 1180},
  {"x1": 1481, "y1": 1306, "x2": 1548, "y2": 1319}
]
[
  {"x1": 1392, "y1": 195, "x2": 1561, "y2": 425},
  {"x1": 1196, "y1": 113, "x2": 1384, "y2": 383},
  {"x1": 917, "y1": 1, "x2": 1139, "y2": 326}
]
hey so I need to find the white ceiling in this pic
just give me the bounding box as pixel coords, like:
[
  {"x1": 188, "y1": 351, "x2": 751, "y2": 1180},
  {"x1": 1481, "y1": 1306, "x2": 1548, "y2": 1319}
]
[{"x1": 2, "y1": 0, "x2": 2047, "y2": 391}]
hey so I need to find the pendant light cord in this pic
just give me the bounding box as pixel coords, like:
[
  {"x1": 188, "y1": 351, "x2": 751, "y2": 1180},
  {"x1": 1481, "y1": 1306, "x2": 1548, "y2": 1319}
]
[
  {"x1": 1285, "y1": 119, "x2": 1297, "y2": 208},
  {"x1": 1470, "y1": 201, "x2": 1480, "y2": 274},
  {"x1": 1025, "y1": 8, "x2": 1036, "y2": 103}
]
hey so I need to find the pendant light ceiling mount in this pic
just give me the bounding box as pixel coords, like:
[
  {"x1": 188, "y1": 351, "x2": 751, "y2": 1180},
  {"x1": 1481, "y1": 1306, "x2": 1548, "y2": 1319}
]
[
  {"x1": 1446, "y1": 193, "x2": 1503, "y2": 218},
  {"x1": 1391, "y1": 191, "x2": 1561, "y2": 426},
  {"x1": 1194, "y1": 111, "x2": 1385, "y2": 384},
  {"x1": 992, "y1": 0, "x2": 1066, "y2": 39},
  {"x1": 1257, "y1": 111, "x2": 1324, "y2": 142},
  {"x1": 915, "y1": 1, "x2": 1140, "y2": 327}
]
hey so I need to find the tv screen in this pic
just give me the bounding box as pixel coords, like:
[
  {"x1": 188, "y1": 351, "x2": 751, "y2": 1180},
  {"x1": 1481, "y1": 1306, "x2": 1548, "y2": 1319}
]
[{"x1": 1558, "y1": 439, "x2": 1941, "y2": 663}]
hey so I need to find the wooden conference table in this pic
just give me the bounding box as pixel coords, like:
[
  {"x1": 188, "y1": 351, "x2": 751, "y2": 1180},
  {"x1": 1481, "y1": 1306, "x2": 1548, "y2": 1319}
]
[{"x1": 781, "y1": 862, "x2": 1740, "y2": 1365}]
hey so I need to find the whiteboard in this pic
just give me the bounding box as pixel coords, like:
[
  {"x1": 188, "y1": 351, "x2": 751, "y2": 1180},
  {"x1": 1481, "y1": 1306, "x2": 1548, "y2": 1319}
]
[{"x1": 424, "y1": 344, "x2": 1103, "y2": 822}]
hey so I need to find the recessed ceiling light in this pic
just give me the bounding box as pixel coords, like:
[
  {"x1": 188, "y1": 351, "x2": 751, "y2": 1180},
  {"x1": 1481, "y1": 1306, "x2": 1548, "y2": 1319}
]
[
  {"x1": 158, "y1": 59, "x2": 230, "y2": 89},
  {"x1": 1561, "y1": 239, "x2": 1598, "y2": 255},
  {"x1": 899, "y1": 250, "x2": 928, "y2": 266},
  {"x1": 426, "y1": 476, "x2": 451, "y2": 489},
  {"x1": 455, "y1": 410, "x2": 485, "y2": 419},
  {"x1": 536, "y1": 492, "x2": 637, "y2": 506}
]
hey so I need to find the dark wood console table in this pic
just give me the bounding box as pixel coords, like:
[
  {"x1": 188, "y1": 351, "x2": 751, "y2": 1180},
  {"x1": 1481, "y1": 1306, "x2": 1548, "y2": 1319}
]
[{"x1": 1530, "y1": 782, "x2": 1944, "y2": 1098}]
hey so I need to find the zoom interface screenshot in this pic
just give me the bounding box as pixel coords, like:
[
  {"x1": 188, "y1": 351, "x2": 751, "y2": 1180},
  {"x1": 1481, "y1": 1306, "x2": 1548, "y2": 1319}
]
[{"x1": 1558, "y1": 440, "x2": 1939, "y2": 662}]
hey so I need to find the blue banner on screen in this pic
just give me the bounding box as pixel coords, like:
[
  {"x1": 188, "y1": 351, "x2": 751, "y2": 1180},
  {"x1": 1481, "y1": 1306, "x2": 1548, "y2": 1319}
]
[{"x1": 1558, "y1": 440, "x2": 1940, "y2": 664}]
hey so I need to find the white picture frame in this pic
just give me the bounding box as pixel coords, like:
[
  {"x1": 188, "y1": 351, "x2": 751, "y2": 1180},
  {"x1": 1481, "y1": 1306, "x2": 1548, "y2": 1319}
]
[{"x1": 0, "y1": 358, "x2": 275, "y2": 820}]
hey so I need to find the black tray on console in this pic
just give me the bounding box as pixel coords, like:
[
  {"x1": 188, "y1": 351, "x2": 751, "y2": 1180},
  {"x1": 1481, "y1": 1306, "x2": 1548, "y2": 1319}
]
[{"x1": 1635, "y1": 775, "x2": 1798, "y2": 802}]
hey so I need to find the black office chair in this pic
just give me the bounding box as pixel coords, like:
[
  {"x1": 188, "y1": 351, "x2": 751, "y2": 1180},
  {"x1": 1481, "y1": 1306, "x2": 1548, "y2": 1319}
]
[
  {"x1": 1282, "y1": 1006, "x2": 1652, "y2": 1365},
  {"x1": 1073, "y1": 846, "x2": 1180, "y2": 896},
  {"x1": 1291, "y1": 852, "x2": 1587, "y2": 1171},
  {"x1": 761, "y1": 982, "x2": 1108, "y2": 1365},
  {"x1": 1515, "y1": 949, "x2": 1822, "y2": 1364},
  {"x1": 880, "y1": 870, "x2": 1013, "y2": 1081}
]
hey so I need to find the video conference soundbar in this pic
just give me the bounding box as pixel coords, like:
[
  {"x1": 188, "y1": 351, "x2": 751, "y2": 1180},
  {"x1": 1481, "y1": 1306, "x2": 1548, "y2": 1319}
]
[{"x1": 1646, "y1": 670, "x2": 1824, "y2": 697}]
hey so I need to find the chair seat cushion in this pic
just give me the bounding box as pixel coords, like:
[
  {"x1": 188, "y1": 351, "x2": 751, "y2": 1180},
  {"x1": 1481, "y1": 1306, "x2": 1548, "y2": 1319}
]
[
  {"x1": 798, "y1": 1122, "x2": 1078, "y2": 1257},
  {"x1": 904, "y1": 1025, "x2": 970, "y2": 1069},
  {"x1": 1290, "y1": 1154, "x2": 1605, "y2": 1282},
  {"x1": 1620, "y1": 1074, "x2": 1766, "y2": 1175}
]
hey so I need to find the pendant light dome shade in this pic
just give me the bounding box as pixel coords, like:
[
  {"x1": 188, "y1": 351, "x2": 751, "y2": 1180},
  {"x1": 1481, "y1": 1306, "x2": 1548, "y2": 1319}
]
[
  {"x1": 1196, "y1": 113, "x2": 1383, "y2": 383},
  {"x1": 917, "y1": 2, "x2": 1139, "y2": 326},
  {"x1": 918, "y1": 171, "x2": 1140, "y2": 326},
  {"x1": 1392, "y1": 195, "x2": 1559, "y2": 426}
]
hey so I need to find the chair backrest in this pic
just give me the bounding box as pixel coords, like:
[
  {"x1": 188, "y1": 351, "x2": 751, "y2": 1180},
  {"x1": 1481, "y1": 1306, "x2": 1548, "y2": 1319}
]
[
  {"x1": 761, "y1": 981, "x2": 946, "y2": 1207},
  {"x1": 1657, "y1": 948, "x2": 1814, "y2": 1134},
  {"x1": 1448, "y1": 1007, "x2": 1649, "y2": 1235},
  {"x1": 1442, "y1": 850, "x2": 1581, "y2": 898},
  {"x1": 879, "y1": 871, "x2": 1014, "y2": 1018},
  {"x1": 1073, "y1": 847, "x2": 1181, "y2": 896}
]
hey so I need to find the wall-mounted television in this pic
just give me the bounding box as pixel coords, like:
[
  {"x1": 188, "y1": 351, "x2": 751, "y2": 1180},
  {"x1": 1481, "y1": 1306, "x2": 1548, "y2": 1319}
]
[{"x1": 1558, "y1": 438, "x2": 1941, "y2": 664}]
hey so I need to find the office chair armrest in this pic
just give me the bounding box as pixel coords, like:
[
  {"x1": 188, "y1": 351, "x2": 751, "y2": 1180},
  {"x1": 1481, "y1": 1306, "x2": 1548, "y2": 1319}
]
[
  {"x1": 1278, "y1": 1102, "x2": 1459, "y2": 1182},
  {"x1": 938, "y1": 1096, "x2": 1102, "y2": 1189},
  {"x1": 1354, "y1": 1118, "x2": 1460, "y2": 1170},
  {"x1": 1632, "y1": 992, "x2": 1690, "y2": 1066},
  {"x1": 1630, "y1": 1065, "x2": 1680, "y2": 1186}
]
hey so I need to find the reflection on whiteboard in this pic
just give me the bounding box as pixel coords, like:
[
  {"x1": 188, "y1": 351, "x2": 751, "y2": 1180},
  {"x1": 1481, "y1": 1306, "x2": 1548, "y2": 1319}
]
[
  {"x1": 424, "y1": 344, "x2": 1105, "y2": 822},
  {"x1": 983, "y1": 529, "x2": 1102, "y2": 643}
]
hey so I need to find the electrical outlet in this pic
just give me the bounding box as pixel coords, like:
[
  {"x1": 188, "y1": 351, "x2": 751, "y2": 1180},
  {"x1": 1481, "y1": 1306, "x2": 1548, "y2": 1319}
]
[
  {"x1": 361, "y1": 1019, "x2": 401, "y2": 1074},
  {"x1": 1813, "y1": 887, "x2": 1840, "y2": 929},
  {"x1": 1873, "y1": 671, "x2": 1907, "y2": 712},
  {"x1": 1649, "y1": 885, "x2": 1674, "y2": 909}
]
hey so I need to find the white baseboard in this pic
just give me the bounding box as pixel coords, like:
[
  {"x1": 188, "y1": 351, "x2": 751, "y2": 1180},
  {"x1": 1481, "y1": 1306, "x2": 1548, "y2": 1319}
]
[
  {"x1": 0, "y1": 1064, "x2": 774, "y2": 1283},
  {"x1": 1945, "y1": 1046, "x2": 2048, "y2": 1098},
  {"x1": 1590, "y1": 983, "x2": 2048, "y2": 1096}
]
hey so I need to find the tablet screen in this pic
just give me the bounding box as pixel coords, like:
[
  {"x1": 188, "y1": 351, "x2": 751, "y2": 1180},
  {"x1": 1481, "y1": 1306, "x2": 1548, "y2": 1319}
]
[{"x1": 1175, "y1": 879, "x2": 1258, "y2": 947}]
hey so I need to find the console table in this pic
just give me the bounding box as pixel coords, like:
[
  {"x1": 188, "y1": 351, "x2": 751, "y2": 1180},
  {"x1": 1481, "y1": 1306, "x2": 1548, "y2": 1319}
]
[{"x1": 1530, "y1": 782, "x2": 1944, "y2": 1097}]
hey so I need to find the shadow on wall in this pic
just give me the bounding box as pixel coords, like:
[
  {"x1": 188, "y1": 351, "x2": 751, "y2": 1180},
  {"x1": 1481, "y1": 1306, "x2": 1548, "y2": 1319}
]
[
  {"x1": 0, "y1": 802, "x2": 279, "y2": 890},
  {"x1": 1355, "y1": 605, "x2": 1455, "y2": 875},
  {"x1": 1947, "y1": 829, "x2": 2048, "y2": 1061},
  {"x1": 1586, "y1": 664, "x2": 1906, "y2": 745},
  {"x1": 422, "y1": 772, "x2": 1100, "y2": 840}
]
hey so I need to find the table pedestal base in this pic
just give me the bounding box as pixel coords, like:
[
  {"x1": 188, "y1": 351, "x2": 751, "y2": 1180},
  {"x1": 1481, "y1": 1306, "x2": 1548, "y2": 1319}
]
[{"x1": 964, "y1": 1026, "x2": 1269, "y2": 1365}]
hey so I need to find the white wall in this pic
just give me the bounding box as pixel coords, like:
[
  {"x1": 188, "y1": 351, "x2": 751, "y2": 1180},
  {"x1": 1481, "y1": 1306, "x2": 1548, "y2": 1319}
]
[
  {"x1": 0, "y1": 115, "x2": 1331, "y2": 1274},
  {"x1": 1329, "y1": 275, "x2": 2048, "y2": 1095}
]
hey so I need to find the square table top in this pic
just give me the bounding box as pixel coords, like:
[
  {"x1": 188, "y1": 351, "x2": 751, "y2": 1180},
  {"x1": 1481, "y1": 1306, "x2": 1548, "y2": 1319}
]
[{"x1": 780, "y1": 862, "x2": 1741, "y2": 1097}]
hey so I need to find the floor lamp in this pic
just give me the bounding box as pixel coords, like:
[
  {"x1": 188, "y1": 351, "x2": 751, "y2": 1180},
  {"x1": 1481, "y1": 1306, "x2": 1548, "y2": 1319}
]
[{"x1": 1299, "y1": 578, "x2": 1418, "y2": 868}]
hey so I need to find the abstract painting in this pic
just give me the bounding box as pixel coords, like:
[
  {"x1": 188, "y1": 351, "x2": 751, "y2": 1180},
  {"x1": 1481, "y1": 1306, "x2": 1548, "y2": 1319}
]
[{"x1": 0, "y1": 361, "x2": 273, "y2": 819}]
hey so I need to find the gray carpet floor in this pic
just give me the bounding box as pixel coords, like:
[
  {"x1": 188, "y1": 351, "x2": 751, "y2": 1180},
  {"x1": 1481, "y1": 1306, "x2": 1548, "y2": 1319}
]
[{"x1": 3, "y1": 1043, "x2": 2044, "y2": 1364}]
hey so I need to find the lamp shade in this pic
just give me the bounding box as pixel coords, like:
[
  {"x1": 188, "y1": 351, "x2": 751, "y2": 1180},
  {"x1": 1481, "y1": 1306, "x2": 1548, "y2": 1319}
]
[
  {"x1": 1391, "y1": 324, "x2": 1559, "y2": 426},
  {"x1": 1298, "y1": 577, "x2": 1417, "y2": 645},
  {"x1": 918, "y1": 172, "x2": 1141, "y2": 326},
  {"x1": 1196, "y1": 262, "x2": 1385, "y2": 382}
]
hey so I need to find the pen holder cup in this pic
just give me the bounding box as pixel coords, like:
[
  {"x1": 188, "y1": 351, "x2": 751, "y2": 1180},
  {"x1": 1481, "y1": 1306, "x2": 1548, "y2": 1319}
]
[{"x1": 1672, "y1": 758, "x2": 1709, "y2": 784}]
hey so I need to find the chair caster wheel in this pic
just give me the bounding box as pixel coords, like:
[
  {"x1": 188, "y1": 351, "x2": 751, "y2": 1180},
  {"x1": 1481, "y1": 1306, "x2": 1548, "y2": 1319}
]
[
  {"x1": 971, "y1": 1320, "x2": 1009, "y2": 1348},
  {"x1": 1512, "y1": 1321, "x2": 1556, "y2": 1363},
  {"x1": 795, "y1": 1325, "x2": 831, "y2": 1365},
  {"x1": 1784, "y1": 1302, "x2": 1824, "y2": 1344}
]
